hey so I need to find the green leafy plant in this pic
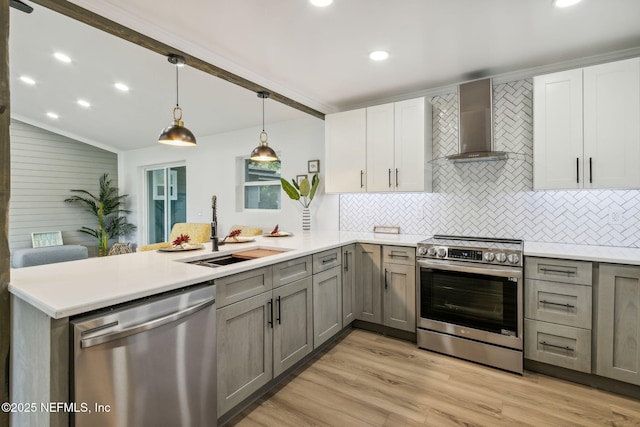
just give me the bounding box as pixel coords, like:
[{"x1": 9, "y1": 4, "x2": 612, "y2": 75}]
[
  {"x1": 64, "y1": 173, "x2": 136, "y2": 256},
  {"x1": 280, "y1": 174, "x2": 319, "y2": 208}
]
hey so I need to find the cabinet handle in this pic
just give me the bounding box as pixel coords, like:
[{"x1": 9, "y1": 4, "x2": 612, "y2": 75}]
[
  {"x1": 276, "y1": 296, "x2": 281, "y2": 325},
  {"x1": 268, "y1": 298, "x2": 273, "y2": 328},
  {"x1": 360, "y1": 170, "x2": 364, "y2": 188},
  {"x1": 322, "y1": 256, "x2": 337, "y2": 265},
  {"x1": 539, "y1": 267, "x2": 575, "y2": 276},
  {"x1": 388, "y1": 168, "x2": 392, "y2": 188},
  {"x1": 384, "y1": 268, "x2": 388, "y2": 290},
  {"x1": 389, "y1": 251, "x2": 409, "y2": 259},
  {"x1": 395, "y1": 168, "x2": 399, "y2": 187},
  {"x1": 344, "y1": 251, "x2": 349, "y2": 272},
  {"x1": 540, "y1": 341, "x2": 574, "y2": 352},
  {"x1": 540, "y1": 300, "x2": 575, "y2": 309},
  {"x1": 589, "y1": 157, "x2": 593, "y2": 184}
]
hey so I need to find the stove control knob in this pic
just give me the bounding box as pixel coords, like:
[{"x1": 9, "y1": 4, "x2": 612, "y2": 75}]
[
  {"x1": 495, "y1": 253, "x2": 507, "y2": 263},
  {"x1": 436, "y1": 248, "x2": 447, "y2": 258},
  {"x1": 417, "y1": 246, "x2": 427, "y2": 256},
  {"x1": 507, "y1": 254, "x2": 520, "y2": 265},
  {"x1": 483, "y1": 252, "x2": 495, "y2": 262},
  {"x1": 426, "y1": 247, "x2": 437, "y2": 257}
]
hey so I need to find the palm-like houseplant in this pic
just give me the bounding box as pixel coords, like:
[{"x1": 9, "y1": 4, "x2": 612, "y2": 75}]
[{"x1": 64, "y1": 173, "x2": 136, "y2": 256}]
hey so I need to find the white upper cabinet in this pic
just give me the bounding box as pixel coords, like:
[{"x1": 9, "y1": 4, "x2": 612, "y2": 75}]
[
  {"x1": 583, "y1": 58, "x2": 640, "y2": 189},
  {"x1": 534, "y1": 57, "x2": 640, "y2": 190},
  {"x1": 366, "y1": 103, "x2": 395, "y2": 192},
  {"x1": 533, "y1": 69, "x2": 584, "y2": 190},
  {"x1": 325, "y1": 97, "x2": 432, "y2": 193},
  {"x1": 325, "y1": 108, "x2": 367, "y2": 193}
]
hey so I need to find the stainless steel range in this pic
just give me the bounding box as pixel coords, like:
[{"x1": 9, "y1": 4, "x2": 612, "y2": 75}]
[{"x1": 416, "y1": 235, "x2": 524, "y2": 374}]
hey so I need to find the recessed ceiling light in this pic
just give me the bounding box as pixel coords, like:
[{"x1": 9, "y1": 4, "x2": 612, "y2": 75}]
[
  {"x1": 19, "y1": 75, "x2": 36, "y2": 85},
  {"x1": 46, "y1": 112, "x2": 59, "y2": 119},
  {"x1": 369, "y1": 50, "x2": 389, "y2": 61},
  {"x1": 54, "y1": 52, "x2": 72, "y2": 63},
  {"x1": 310, "y1": 0, "x2": 333, "y2": 7},
  {"x1": 553, "y1": 0, "x2": 582, "y2": 7},
  {"x1": 77, "y1": 99, "x2": 91, "y2": 108},
  {"x1": 114, "y1": 82, "x2": 129, "y2": 92}
]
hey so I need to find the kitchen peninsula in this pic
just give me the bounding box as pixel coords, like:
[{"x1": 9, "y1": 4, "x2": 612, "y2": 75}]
[{"x1": 9, "y1": 231, "x2": 422, "y2": 427}]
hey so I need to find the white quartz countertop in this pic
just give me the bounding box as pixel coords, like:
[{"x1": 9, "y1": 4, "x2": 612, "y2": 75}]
[
  {"x1": 9, "y1": 231, "x2": 422, "y2": 319},
  {"x1": 524, "y1": 241, "x2": 640, "y2": 266}
]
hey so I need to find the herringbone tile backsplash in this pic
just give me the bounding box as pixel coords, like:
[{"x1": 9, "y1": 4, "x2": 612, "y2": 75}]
[{"x1": 339, "y1": 79, "x2": 640, "y2": 247}]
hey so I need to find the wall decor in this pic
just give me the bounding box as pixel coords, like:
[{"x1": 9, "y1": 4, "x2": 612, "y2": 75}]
[
  {"x1": 296, "y1": 174, "x2": 308, "y2": 185},
  {"x1": 308, "y1": 159, "x2": 319, "y2": 173}
]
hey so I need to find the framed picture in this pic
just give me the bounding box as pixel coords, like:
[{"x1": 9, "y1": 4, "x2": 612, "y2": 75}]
[
  {"x1": 31, "y1": 231, "x2": 63, "y2": 248},
  {"x1": 308, "y1": 160, "x2": 320, "y2": 173},
  {"x1": 296, "y1": 174, "x2": 308, "y2": 185}
]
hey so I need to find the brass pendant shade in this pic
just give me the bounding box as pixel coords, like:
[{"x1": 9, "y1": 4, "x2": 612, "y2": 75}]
[
  {"x1": 158, "y1": 55, "x2": 196, "y2": 147},
  {"x1": 250, "y1": 92, "x2": 278, "y2": 162}
]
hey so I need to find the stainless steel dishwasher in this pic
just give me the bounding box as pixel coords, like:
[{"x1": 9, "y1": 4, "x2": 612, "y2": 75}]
[{"x1": 71, "y1": 283, "x2": 217, "y2": 427}]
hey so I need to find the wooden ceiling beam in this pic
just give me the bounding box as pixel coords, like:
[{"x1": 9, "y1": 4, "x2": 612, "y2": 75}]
[{"x1": 29, "y1": 0, "x2": 326, "y2": 120}]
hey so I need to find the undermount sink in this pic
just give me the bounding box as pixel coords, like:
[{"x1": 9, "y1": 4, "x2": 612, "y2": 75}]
[
  {"x1": 186, "y1": 248, "x2": 287, "y2": 268},
  {"x1": 188, "y1": 256, "x2": 249, "y2": 268}
]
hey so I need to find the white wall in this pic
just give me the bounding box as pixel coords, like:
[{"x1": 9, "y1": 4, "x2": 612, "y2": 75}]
[{"x1": 120, "y1": 116, "x2": 339, "y2": 246}]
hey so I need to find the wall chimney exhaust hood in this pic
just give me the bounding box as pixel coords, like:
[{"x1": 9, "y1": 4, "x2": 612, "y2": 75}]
[{"x1": 446, "y1": 78, "x2": 506, "y2": 162}]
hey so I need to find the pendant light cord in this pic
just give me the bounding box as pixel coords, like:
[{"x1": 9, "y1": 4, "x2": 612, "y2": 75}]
[
  {"x1": 262, "y1": 95, "x2": 265, "y2": 132},
  {"x1": 175, "y1": 65, "x2": 179, "y2": 107}
]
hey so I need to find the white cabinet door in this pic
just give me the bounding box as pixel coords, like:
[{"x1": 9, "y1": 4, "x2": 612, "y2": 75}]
[
  {"x1": 394, "y1": 97, "x2": 430, "y2": 192},
  {"x1": 533, "y1": 69, "x2": 584, "y2": 190},
  {"x1": 584, "y1": 58, "x2": 640, "y2": 189},
  {"x1": 366, "y1": 103, "x2": 395, "y2": 192},
  {"x1": 325, "y1": 108, "x2": 367, "y2": 193}
]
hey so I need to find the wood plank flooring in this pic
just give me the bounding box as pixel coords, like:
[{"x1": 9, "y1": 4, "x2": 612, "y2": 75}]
[{"x1": 227, "y1": 329, "x2": 640, "y2": 426}]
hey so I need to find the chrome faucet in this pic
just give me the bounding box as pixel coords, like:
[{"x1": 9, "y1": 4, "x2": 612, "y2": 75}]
[{"x1": 211, "y1": 195, "x2": 219, "y2": 251}]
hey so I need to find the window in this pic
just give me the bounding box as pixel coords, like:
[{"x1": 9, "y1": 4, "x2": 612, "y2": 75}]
[{"x1": 243, "y1": 158, "x2": 281, "y2": 210}]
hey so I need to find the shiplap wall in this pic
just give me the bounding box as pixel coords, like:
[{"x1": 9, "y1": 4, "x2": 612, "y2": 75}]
[{"x1": 9, "y1": 119, "x2": 118, "y2": 252}]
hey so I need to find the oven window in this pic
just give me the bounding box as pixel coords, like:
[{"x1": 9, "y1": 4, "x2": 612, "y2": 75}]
[{"x1": 420, "y1": 268, "x2": 518, "y2": 336}]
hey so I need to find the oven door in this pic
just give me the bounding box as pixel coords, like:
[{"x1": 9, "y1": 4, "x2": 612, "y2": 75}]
[{"x1": 417, "y1": 259, "x2": 523, "y2": 350}]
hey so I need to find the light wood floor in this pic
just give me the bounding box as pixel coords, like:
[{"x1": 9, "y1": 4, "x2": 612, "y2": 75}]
[{"x1": 227, "y1": 328, "x2": 640, "y2": 426}]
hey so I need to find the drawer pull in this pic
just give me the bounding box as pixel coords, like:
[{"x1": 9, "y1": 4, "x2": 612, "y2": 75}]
[
  {"x1": 389, "y1": 251, "x2": 409, "y2": 259},
  {"x1": 539, "y1": 267, "x2": 575, "y2": 276},
  {"x1": 540, "y1": 341, "x2": 574, "y2": 352},
  {"x1": 322, "y1": 256, "x2": 337, "y2": 265},
  {"x1": 540, "y1": 300, "x2": 575, "y2": 309}
]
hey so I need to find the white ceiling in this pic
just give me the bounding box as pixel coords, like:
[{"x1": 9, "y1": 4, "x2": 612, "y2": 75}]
[{"x1": 10, "y1": 0, "x2": 640, "y2": 152}]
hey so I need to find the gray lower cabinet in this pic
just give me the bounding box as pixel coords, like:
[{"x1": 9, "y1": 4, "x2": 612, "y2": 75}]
[
  {"x1": 382, "y1": 245, "x2": 416, "y2": 332},
  {"x1": 355, "y1": 243, "x2": 382, "y2": 323},
  {"x1": 596, "y1": 263, "x2": 640, "y2": 385},
  {"x1": 342, "y1": 244, "x2": 356, "y2": 326},
  {"x1": 217, "y1": 291, "x2": 273, "y2": 416},
  {"x1": 273, "y1": 277, "x2": 313, "y2": 377},
  {"x1": 524, "y1": 257, "x2": 593, "y2": 373},
  {"x1": 313, "y1": 266, "x2": 343, "y2": 348},
  {"x1": 217, "y1": 259, "x2": 314, "y2": 417}
]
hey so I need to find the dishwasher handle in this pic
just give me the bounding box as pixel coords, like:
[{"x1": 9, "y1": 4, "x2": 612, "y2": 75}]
[{"x1": 81, "y1": 296, "x2": 216, "y2": 349}]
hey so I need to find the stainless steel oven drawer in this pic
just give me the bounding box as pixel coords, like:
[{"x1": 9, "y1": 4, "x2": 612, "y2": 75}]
[
  {"x1": 525, "y1": 279, "x2": 592, "y2": 329},
  {"x1": 524, "y1": 319, "x2": 591, "y2": 373},
  {"x1": 525, "y1": 257, "x2": 592, "y2": 286}
]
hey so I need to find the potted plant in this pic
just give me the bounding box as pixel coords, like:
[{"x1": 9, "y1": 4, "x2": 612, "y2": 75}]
[
  {"x1": 65, "y1": 173, "x2": 136, "y2": 256},
  {"x1": 280, "y1": 174, "x2": 319, "y2": 230}
]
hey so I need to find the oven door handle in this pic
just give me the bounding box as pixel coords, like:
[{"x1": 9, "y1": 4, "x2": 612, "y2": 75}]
[{"x1": 417, "y1": 259, "x2": 522, "y2": 278}]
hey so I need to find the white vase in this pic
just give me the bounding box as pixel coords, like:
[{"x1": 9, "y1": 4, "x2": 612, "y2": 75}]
[{"x1": 302, "y1": 208, "x2": 311, "y2": 231}]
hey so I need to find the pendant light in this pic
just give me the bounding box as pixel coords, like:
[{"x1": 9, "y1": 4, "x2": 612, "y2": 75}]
[
  {"x1": 250, "y1": 91, "x2": 278, "y2": 162},
  {"x1": 158, "y1": 54, "x2": 197, "y2": 147}
]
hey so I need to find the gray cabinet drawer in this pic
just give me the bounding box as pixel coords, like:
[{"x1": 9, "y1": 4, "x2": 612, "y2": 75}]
[
  {"x1": 525, "y1": 279, "x2": 592, "y2": 329},
  {"x1": 524, "y1": 319, "x2": 591, "y2": 373},
  {"x1": 383, "y1": 245, "x2": 416, "y2": 265},
  {"x1": 525, "y1": 257, "x2": 592, "y2": 286},
  {"x1": 272, "y1": 255, "x2": 312, "y2": 288},
  {"x1": 312, "y1": 248, "x2": 341, "y2": 273},
  {"x1": 214, "y1": 266, "x2": 273, "y2": 308}
]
